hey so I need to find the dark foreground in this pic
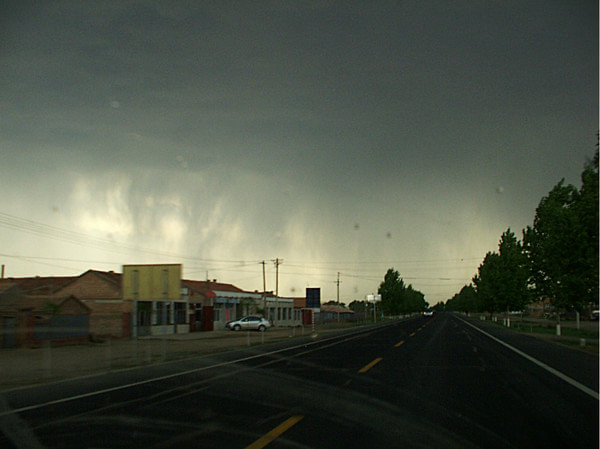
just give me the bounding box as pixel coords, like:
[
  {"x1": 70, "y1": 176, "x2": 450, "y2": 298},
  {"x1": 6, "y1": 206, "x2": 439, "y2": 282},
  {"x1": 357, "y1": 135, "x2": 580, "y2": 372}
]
[{"x1": 0, "y1": 313, "x2": 598, "y2": 448}]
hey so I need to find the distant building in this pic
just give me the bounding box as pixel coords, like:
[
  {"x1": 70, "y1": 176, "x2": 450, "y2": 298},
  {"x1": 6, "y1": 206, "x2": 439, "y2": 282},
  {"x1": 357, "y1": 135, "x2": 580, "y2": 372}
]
[
  {"x1": 526, "y1": 298, "x2": 552, "y2": 318},
  {"x1": 318, "y1": 303, "x2": 355, "y2": 322},
  {"x1": 123, "y1": 264, "x2": 188, "y2": 337},
  {"x1": 0, "y1": 279, "x2": 91, "y2": 347},
  {"x1": 183, "y1": 279, "x2": 256, "y2": 331},
  {"x1": 54, "y1": 270, "x2": 125, "y2": 338},
  {"x1": 263, "y1": 294, "x2": 297, "y2": 327},
  {"x1": 1, "y1": 266, "x2": 309, "y2": 342}
]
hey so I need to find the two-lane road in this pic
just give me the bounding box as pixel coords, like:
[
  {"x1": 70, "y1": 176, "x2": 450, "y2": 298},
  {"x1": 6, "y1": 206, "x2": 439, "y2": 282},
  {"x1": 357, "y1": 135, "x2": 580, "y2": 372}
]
[{"x1": 1, "y1": 313, "x2": 597, "y2": 448}]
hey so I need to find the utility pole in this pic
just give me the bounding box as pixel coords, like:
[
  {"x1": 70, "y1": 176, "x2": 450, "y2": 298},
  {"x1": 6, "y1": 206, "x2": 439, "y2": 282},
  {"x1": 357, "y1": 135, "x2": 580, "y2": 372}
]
[
  {"x1": 272, "y1": 258, "x2": 282, "y2": 325},
  {"x1": 336, "y1": 272, "x2": 341, "y2": 322},
  {"x1": 261, "y1": 261, "x2": 266, "y2": 317},
  {"x1": 272, "y1": 258, "x2": 282, "y2": 297}
]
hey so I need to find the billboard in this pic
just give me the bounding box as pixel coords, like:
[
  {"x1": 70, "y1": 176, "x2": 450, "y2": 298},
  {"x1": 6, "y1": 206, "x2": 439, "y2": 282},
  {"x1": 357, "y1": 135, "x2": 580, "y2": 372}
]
[
  {"x1": 306, "y1": 287, "x2": 321, "y2": 309},
  {"x1": 123, "y1": 264, "x2": 182, "y2": 300}
]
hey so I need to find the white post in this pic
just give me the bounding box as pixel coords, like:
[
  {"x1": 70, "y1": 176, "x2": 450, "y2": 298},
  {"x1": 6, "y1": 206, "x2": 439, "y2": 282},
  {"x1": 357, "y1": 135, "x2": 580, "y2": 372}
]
[{"x1": 556, "y1": 324, "x2": 561, "y2": 336}]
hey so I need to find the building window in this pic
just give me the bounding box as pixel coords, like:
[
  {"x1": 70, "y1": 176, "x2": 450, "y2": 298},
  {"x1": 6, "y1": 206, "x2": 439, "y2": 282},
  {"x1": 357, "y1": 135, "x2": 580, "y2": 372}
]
[
  {"x1": 214, "y1": 308, "x2": 221, "y2": 322},
  {"x1": 175, "y1": 303, "x2": 186, "y2": 324},
  {"x1": 156, "y1": 302, "x2": 167, "y2": 325},
  {"x1": 138, "y1": 302, "x2": 151, "y2": 326}
]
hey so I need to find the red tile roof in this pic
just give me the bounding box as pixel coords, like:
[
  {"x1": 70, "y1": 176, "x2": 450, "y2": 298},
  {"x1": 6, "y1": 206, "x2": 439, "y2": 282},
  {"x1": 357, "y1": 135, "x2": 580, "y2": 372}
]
[
  {"x1": 182, "y1": 279, "x2": 244, "y2": 293},
  {"x1": 320, "y1": 304, "x2": 354, "y2": 314},
  {"x1": 0, "y1": 276, "x2": 77, "y2": 295}
]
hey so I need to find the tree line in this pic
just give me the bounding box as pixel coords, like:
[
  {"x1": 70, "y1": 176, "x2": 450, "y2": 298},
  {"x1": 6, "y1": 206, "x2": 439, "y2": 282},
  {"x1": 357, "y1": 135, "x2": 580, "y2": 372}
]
[
  {"x1": 446, "y1": 146, "x2": 598, "y2": 316},
  {"x1": 347, "y1": 268, "x2": 429, "y2": 317},
  {"x1": 378, "y1": 268, "x2": 428, "y2": 315}
]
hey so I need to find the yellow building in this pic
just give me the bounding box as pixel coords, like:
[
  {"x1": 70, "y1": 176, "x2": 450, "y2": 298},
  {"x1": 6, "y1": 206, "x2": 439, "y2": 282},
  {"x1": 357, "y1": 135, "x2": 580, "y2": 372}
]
[{"x1": 123, "y1": 264, "x2": 188, "y2": 337}]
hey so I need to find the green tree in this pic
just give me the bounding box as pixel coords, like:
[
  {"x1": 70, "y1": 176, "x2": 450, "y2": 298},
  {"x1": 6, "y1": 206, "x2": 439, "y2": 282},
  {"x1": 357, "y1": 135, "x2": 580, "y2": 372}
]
[
  {"x1": 472, "y1": 252, "x2": 502, "y2": 313},
  {"x1": 378, "y1": 268, "x2": 427, "y2": 314},
  {"x1": 431, "y1": 301, "x2": 446, "y2": 312},
  {"x1": 446, "y1": 284, "x2": 478, "y2": 313},
  {"x1": 348, "y1": 300, "x2": 368, "y2": 314},
  {"x1": 404, "y1": 284, "x2": 428, "y2": 312},
  {"x1": 498, "y1": 229, "x2": 531, "y2": 312},
  {"x1": 378, "y1": 268, "x2": 404, "y2": 315},
  {"x1": 523, "y1": 149, "x2": 599, "y2": 313},
  {"x1": 574, "y1": 149, "x2": 599, "y2": 305},
  {"x1": 473, "y1": 229, "x2": 531, "y2": 313}
]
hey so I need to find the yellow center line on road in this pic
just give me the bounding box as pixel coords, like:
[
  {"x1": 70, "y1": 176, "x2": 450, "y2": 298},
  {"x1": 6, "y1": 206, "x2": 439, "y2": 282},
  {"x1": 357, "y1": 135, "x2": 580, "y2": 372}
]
[
  {"x1": 358, "y1": 357, "x2": 383, "y2": 373},
  {"x1": 394, "y1": 340, "x2": 405, "y2": 347},
  {"x1": 244, "y1": 415, "x2": 304, "y2": 449},
  {"x1": 409, "y1": 332, "x2": 416, "y2": 337}
]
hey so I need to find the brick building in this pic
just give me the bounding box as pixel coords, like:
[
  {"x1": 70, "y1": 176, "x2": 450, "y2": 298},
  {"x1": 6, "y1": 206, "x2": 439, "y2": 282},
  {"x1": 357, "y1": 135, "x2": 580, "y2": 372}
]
[
  {"x1": 55, "y1": 270, "x2": 127, "y2": 338},
  {"x1": 0, "y1": 278, "x2": 91, "y2": 348}
]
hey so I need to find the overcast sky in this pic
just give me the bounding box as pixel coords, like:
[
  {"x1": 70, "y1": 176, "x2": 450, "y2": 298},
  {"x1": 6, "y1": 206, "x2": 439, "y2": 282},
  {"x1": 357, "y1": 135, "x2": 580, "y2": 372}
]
[{"x1": 1, "y1": 0, "x2": 597, "y2": 304}]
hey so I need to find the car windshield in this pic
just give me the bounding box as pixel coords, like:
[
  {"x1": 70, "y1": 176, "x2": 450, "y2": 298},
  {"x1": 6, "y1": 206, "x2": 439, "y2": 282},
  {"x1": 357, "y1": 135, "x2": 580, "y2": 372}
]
[{"x1": 0, "y1": 1, "x2": 598, "y2": 448}]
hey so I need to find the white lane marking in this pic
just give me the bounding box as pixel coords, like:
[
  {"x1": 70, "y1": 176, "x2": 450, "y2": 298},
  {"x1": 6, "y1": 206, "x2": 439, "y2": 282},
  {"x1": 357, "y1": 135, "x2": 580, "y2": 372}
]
[
  {"x1": 454, "y1": 315, "x2": 599, "y2": 400},
  {"x1": 0, "y1": 322, "x2": 396, "y2": 417},
  {"x1": 0, "y1": 396, "x2": 45, "y2": 449}
]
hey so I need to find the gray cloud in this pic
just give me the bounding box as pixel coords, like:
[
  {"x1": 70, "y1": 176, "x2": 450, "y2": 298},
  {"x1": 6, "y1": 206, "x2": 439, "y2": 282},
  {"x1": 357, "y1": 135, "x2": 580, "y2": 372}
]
[{"x1": 0, "y1": 0, "x2": 597, "y2": 303}]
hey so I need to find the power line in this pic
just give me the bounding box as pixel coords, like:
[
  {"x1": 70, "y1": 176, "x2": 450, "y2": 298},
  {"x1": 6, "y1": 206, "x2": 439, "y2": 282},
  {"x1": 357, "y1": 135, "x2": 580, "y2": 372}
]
[{"x1": 0, "y1": 212, "x2": 262, "y2": 265}]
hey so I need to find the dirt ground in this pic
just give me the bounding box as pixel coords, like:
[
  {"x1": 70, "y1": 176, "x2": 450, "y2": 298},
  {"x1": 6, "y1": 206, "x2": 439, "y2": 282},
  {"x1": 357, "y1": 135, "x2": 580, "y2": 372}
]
[{"x1": 0, "y1": 324, "x2": 350, "y2": 391}]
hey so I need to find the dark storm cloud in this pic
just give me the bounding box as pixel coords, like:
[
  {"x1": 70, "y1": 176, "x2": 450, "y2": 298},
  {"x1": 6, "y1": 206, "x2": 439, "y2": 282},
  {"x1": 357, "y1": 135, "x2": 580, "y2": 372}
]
[{"x1": 0, "y1": 0, "x2": 597, "y2": 302}]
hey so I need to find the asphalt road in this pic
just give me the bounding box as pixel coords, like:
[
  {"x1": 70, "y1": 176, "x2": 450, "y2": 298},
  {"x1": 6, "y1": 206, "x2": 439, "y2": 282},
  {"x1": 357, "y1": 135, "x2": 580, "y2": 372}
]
[{"x1": 0, "y1": 313, "x2": 598, "y2": 448}]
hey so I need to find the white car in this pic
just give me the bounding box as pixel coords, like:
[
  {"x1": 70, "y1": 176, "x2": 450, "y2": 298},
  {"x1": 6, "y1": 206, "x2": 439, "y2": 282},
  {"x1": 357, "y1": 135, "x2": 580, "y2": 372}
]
[
  {"x1": 226, "y1": 316, "x2": 272, "y2": 332},
  {"x1": 423, "y1": 310, "x2": 434, "y2": 317}
]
